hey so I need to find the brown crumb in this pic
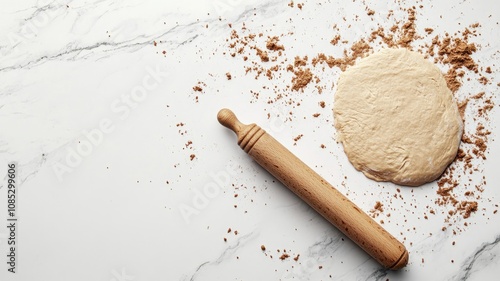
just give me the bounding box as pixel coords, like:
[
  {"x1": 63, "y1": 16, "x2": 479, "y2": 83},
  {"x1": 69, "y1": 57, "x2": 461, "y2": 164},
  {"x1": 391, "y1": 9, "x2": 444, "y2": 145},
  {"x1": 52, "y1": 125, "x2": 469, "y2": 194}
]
[
  {"x1": 445, "y1": 68, "x2": 462, "y2": 92},
  {"x1": 294, "y1": 56, "x2": 308, "y2": 67},
  {"x1": 397, "y1": 8, "x2": 417, "y2": 48},
  {"x1": 226, "y1": 72, "x2": 232, "y2": 80},
  {"x1": 312, "y1": 39, "x2": 371, "y2": 71},
  {"x1": 460, "y1": 201, "x2": 478, "y2": 219},
  {"x1": 370, "y1": 201, "x2": 384, "y2": 218},
  {"x1": 261, "y1": 245, "x2": 266, "y2": 251},
  {"x1": 291, "y1": 68, "x2": 313, "y2": 91},
  {"x1": 266, "y1": 36, "x2": 285, "y2": 51},
  {"x1": 256, "y1": 48, "x2": 269, "y2": 62},
  {"x1": 279, "y1": 253, "x2": 290, "y2": 260},
  {"x1": 330, "y1": 35, "x2": 341, "y2": 45},
  {"x1": 293, "y1": 134, "x2": 304, "y2": 142},
  {"x1": 193, "y1": 86, "x2": 203, "y2": 92},
  {"x1": 189, "y1": 154, "x2": 196, "y2": 161}
]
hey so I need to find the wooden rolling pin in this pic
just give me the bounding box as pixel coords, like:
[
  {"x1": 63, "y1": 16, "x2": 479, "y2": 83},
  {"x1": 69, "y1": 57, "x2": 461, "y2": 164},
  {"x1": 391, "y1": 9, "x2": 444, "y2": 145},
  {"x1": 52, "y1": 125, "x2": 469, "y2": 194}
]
[{"x1": 217, "y1": 108, "x2": 408, "y2": 270}]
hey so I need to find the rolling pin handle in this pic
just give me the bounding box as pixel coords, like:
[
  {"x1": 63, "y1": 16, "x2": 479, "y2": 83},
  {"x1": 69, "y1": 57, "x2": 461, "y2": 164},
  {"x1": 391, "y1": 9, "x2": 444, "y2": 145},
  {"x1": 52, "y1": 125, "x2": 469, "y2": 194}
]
[{"x1": 217, "y1": 108, "x2": 244, "y2": 134}]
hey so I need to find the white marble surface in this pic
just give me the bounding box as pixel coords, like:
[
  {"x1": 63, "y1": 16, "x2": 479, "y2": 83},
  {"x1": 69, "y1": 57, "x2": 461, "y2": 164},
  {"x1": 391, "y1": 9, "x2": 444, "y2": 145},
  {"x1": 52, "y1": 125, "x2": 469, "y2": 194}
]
[{"x1": 1, "y1": 0, "x2": 499, "y2": 280}]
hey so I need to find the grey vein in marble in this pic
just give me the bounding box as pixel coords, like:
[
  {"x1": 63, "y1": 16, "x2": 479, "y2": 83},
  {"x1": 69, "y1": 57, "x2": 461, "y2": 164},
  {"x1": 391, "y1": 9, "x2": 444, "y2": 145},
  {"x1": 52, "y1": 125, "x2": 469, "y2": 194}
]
[
  {"x1": 1, "y1": 21, "x2": 199, "y2": 72},
  {"x1": 0, "y1": 0, "x2": 286, "y2": 72},
  {"x1": 455, "y1": 235, "x2": 500, "y2": 281},
  {"x1": 183, "y1": 232, "x2": 257, "y2": 281},
  {"x1": 365, "y1": 267, "x2": 389, "y2": 281}
]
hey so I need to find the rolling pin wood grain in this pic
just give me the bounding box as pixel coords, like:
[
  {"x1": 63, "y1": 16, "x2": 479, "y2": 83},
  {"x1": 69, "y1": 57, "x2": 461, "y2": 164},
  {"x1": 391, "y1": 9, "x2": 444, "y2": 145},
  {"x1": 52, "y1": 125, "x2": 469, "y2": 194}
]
[{"x1": 217, "y1": 108, "x2": 409, "y2": 270}]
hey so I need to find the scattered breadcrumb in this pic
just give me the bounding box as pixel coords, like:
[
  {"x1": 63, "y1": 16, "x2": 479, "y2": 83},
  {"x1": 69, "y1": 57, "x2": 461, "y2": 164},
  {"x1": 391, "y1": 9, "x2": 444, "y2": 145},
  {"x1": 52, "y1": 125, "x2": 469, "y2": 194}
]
[
  {"x1": 293, "y1": 134, "x2": 304, "y2": 143},
  {"x1": 279, "y1": 253, "x2": 290, "y2": 260},
  {"x1": 266, "y1": 36, "x2": 285, "y2": 51},
  {"x1": 291, "y1": 68, "x2": 313, "y2": 91}
]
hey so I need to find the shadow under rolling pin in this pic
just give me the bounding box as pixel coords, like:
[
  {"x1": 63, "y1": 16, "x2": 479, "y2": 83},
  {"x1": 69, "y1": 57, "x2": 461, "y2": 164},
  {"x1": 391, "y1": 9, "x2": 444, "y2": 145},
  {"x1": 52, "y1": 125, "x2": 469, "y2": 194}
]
[{"x1": 217, "y1": 108, "x2": 409, "y2": 270}]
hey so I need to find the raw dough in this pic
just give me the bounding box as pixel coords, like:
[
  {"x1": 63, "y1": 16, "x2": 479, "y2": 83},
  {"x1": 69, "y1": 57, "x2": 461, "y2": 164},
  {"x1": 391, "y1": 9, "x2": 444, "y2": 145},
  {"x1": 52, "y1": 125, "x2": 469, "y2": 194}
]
[{"x1": 333, "y1": 48, "x2": 462, "y2": 186}]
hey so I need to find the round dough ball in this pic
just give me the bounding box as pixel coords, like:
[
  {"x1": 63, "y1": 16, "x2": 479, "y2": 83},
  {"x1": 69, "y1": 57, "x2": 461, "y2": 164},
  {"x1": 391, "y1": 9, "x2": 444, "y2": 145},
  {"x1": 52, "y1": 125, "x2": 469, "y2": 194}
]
[{"x1": 333, "y1": 48, "x2": 462, "y2": 186}]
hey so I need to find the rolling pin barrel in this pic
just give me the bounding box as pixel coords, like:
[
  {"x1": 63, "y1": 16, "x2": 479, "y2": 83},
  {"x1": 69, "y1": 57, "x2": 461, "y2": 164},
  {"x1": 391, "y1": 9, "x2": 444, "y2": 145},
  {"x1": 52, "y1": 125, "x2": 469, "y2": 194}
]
[{"x1": 217, "y1": 108, "x2": 408, "y2": 270}]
